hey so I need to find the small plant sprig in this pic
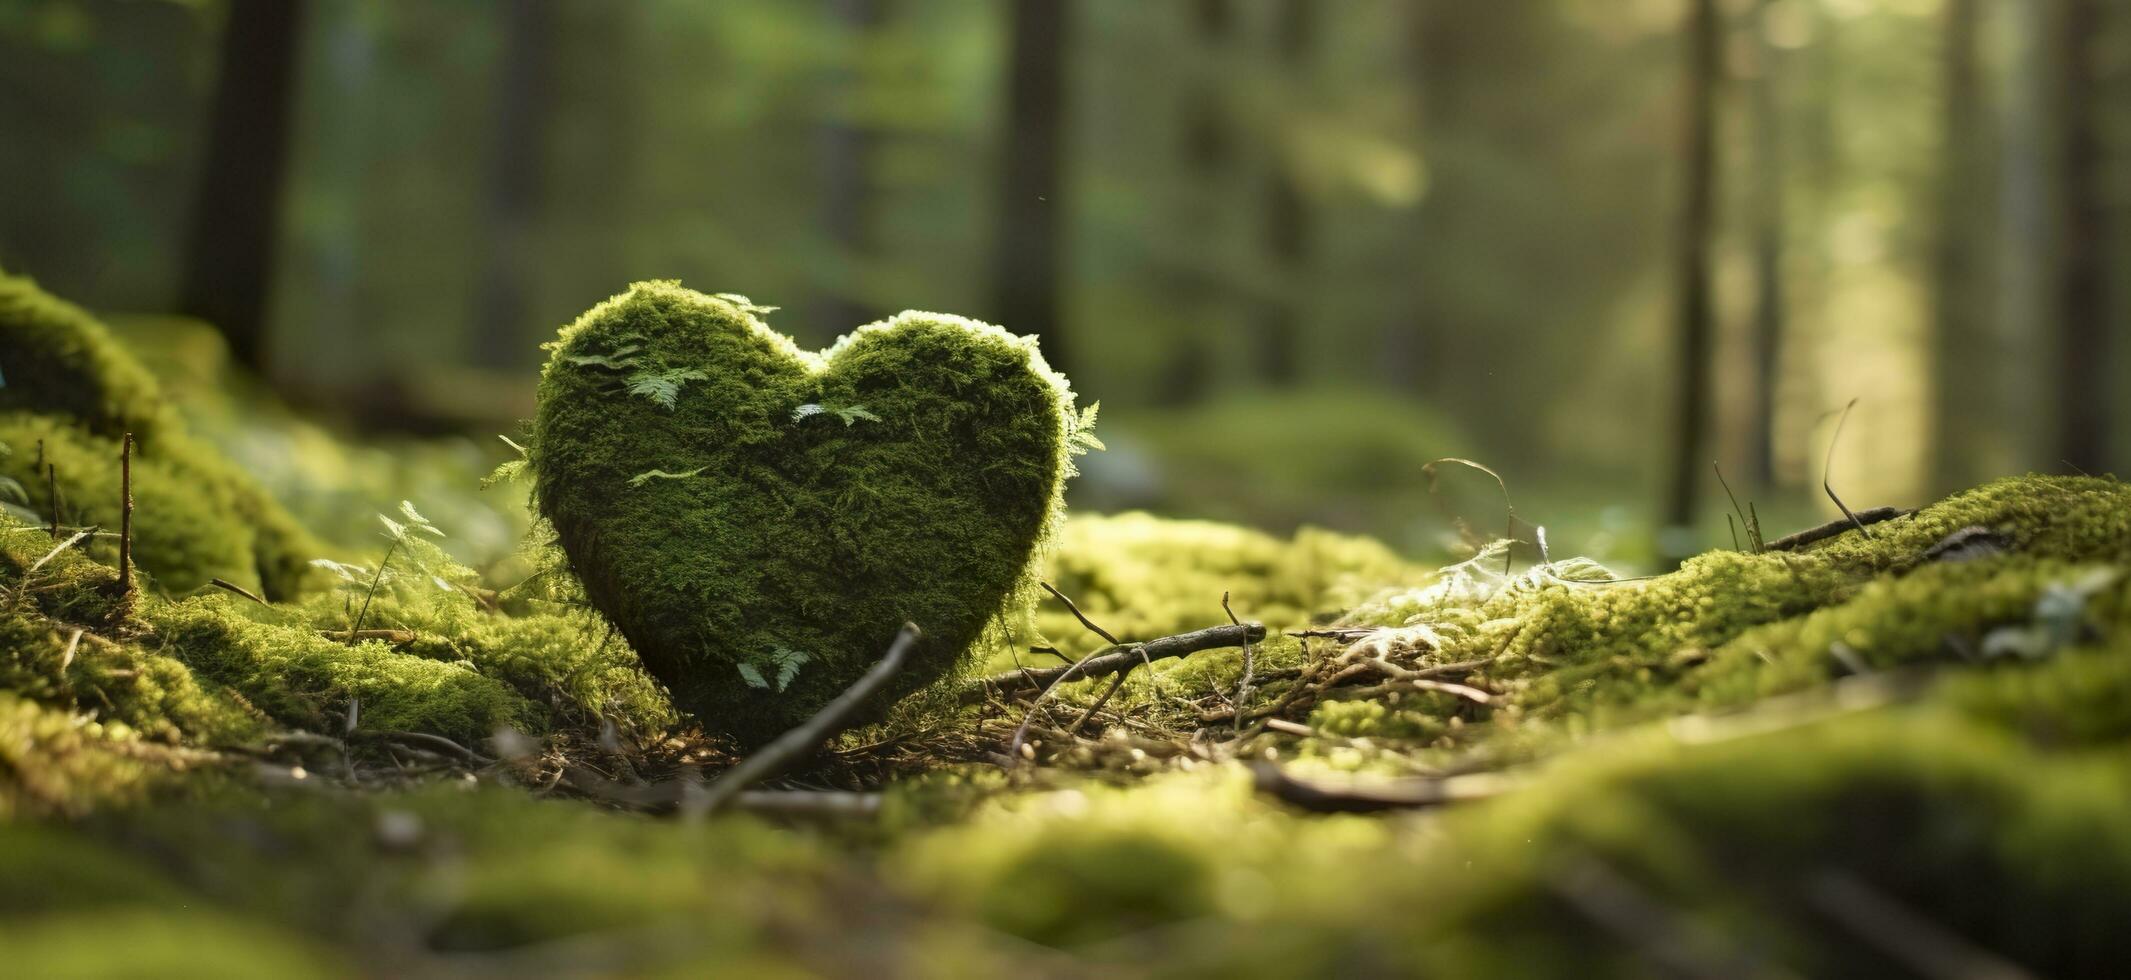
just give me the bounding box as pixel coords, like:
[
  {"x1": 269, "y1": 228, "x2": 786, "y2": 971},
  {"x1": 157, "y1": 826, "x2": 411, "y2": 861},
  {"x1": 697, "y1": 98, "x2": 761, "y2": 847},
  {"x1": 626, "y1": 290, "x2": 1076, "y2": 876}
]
[
  {"x1": 313, "y1": 501, "x2": 445, "y2": 645},
  {"x1": 791, "y1": 402, "x2": 881, "y2": 426},
  {"x1": 737, "y1": 645, "x2": 812, "y2": 693}
]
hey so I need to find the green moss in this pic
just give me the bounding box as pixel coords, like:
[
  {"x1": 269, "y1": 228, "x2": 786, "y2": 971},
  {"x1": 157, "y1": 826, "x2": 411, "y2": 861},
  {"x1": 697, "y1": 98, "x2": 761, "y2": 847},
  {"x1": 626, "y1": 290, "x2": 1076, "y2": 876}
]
[
  {"x1": 0, "y1": 269, "x2": 177, "y2": 444},
  {"x1": 532, "y1": 282, "x2": 1080, "y2": 744},
  {"x1": 0, "y1": 273, "x2": 326, "y2": 599},
  {"x1": 1313, "y1": 476, "x2": 2131, "y2": 751},
  {"x1": 0, "y1": 694, "x2": 170, "y2": 818},
  {"x1": 151, "y1": 598, "x2": 539, "y2": 744},
  {"x1": 1034, "y1": 511, "x2": 1419, "y2": 658},
  {"x1": 1, "y1": 413, "x2": 271, "y2": 596}
]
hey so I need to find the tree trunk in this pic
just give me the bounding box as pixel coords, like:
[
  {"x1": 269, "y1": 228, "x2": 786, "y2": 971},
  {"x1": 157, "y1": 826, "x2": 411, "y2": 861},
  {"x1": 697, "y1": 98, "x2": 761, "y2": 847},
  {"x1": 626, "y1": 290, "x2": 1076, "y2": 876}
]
[
  {"x1": 991, "y1": 0, "x2": 1072, "y2": 376},
  {"x1": 178, "y1": 0, "x2": 307, "y2": 377},
  {"x1": 1745, "y1": 0, "x2": 1786, "y2": 489},
  {"x1": 471, "y1": 0, "x2": 556, "y2": 370},
  {"x1": 1930, "y1": 0, "x2": 1990, "y2": 492},
  {"x1": 1662, "y1": 0, "x2": 1721, "y2": 561},
  {"x1": 1153, "y1": 0, "x2": 1235, "y2": 408},
  {"x1": 818, "y1": 0, "x2": 889, "y2": 338},
  {"x1": 2053, "y1": 0, "x2": 2110, "y2": 475},
  {"x1": 1253, "y1": 0, "x2": 1314, "y2": 385}
]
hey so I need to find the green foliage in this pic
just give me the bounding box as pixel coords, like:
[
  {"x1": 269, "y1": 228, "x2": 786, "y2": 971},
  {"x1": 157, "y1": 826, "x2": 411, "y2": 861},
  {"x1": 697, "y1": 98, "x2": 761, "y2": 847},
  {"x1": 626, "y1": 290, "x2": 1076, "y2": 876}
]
[{"x1": 531, "y1": 282, "x2": 1079, "y2": 744}]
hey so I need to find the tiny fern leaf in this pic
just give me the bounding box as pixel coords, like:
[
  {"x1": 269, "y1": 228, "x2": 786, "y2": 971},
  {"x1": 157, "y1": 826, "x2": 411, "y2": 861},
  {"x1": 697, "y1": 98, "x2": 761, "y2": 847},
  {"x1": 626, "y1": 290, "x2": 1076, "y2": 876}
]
[
  {"x1": 736, "y1": 662, "x2": 769, "y2": 690},
  {"x1": 628, "y1": 466, "x2": 707, "y2": 487}
]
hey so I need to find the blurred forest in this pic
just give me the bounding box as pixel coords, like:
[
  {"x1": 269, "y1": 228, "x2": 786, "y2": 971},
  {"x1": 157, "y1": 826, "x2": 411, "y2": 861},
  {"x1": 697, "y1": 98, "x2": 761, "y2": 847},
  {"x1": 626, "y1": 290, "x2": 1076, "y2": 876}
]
[{"x1": 3, "y1": 0, "x2": 2126, "y2": 565}]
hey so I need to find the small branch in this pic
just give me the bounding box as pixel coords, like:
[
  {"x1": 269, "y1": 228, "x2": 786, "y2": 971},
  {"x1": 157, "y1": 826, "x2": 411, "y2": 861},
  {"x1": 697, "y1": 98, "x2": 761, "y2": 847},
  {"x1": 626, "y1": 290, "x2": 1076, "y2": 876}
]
[
  {"x1": 1067, "y1": 671, "x2": 1128, "y2": 734},
  {"x1": 1225, "y1": 591, "x2": 1255, "y2": 733},
  {"x1": 969, "y1": 622, "x2": 1267, "y2": 701},
  {"x1": 208, "y1": 578, "x2": 269, "y2": 605},
  {"x1": 1765, "y1": 506, "x2": 1908, "y2": 552},
  {"x1": 689, "y1": 623, "x2": 920, "y2": 814},
  {"x1": 1822, "y1": 398, "x2": 1872, "y2": 540},
  {"x1": 1251, "y1": 761, "x2": 1514, "y2": 813},
  {"x1": 1040, "y1": 581, "x2": 1119, "y2": 645},
  {"x1": 116, "y1": 432, "x2": 133, "y2": 600}
]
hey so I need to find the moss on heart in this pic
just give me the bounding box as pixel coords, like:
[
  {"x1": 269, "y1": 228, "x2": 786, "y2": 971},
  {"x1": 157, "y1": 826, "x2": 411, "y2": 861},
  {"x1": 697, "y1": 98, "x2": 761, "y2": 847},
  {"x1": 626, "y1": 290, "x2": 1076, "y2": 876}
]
[{"x1": 532, "y1": 281, "x2": 1084, "y2": 744}]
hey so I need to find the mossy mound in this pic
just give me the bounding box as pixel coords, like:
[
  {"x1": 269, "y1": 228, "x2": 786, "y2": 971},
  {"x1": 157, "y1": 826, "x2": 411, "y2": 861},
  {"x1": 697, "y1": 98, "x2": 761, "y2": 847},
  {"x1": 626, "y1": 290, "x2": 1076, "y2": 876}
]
[
  {"x1": 0, "y1": 512, "x2": 671, "y2": 752},
  {"x1": 1292, "y1": 475, "x2": 2131, "y2": 757},
  {"x1": 0, "y1": 272, "x2": 325, "y2": 598},
  {"x1": 1034, "y1": 511, "x2": 1421, "y2": 657},
  {"x1": 533, "y1": 282, "x2": 1081, "y2": 744}
]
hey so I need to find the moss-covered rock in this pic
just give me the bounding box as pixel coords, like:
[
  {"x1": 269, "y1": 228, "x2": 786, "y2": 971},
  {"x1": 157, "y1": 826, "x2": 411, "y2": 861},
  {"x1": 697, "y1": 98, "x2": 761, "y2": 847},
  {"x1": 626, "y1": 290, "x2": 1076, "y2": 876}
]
[
  {"x1": 0, "y1": 273, "x2": 325, "y2": 598},
  {"x1": 533, "y1": 283, "x2": 1081, "y2": 744}
]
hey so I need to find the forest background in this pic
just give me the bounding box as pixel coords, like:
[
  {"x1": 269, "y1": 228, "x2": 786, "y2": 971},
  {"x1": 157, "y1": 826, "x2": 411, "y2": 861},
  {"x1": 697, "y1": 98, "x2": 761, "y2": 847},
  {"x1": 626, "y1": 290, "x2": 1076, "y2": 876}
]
[{"x1": 3, "y1": 0, "x2": 2125, "y2": 569}]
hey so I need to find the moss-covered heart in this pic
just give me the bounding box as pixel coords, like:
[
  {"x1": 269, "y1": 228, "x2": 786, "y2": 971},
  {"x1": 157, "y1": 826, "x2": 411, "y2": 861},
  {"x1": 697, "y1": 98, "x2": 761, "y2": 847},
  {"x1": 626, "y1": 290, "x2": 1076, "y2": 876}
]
[{"x1": 532, "y1": 282, "x2": 1082, "y2": 744}]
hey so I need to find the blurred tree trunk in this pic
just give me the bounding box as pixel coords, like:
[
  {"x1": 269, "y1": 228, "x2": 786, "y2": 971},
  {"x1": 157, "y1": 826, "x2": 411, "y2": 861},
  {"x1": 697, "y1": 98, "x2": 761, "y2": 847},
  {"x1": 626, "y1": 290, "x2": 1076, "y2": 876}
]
[
  {"x1": 1662, "y1": 0, "x2": 1721, "y2": 560},
  {"x1": 1930, "y1": 0, "x2": 1990, "y2": 492},
  {"x1": 1154, "y1": 0, "x2": 1235, "y2": 407},
  {"x1": 471, "y1": 0, "x2": 556, "y2": 370},
  {"x1": 991, "y1": 0, "x2": 1072, "y2": 377},
  {"x1": 1745, "y1": 0, "x2": 1785, "y2": 488},
  {"x1": 819, "y1": 0, "x2": 889, "y2": 337},
  {"x1": 1385, "y1": 0, "x2": 1459, "y2": 392},
  {"x1": 2053, "y1": 0, "x2": 2110, "y2": 474},
  {"x1": 1253, "y1": 0, "x2": 1315, "y2": 385},
  {"x1": 178, "y1": 0, "x2": 306, "y2": 377}
]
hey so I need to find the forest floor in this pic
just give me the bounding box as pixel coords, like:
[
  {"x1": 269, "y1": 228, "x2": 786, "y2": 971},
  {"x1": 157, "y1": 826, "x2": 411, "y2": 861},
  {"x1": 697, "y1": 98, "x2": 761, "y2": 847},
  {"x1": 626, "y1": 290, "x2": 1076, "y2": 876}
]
[{"x1": 5, "y1": 275, "x2": 2131, "y2": 976}]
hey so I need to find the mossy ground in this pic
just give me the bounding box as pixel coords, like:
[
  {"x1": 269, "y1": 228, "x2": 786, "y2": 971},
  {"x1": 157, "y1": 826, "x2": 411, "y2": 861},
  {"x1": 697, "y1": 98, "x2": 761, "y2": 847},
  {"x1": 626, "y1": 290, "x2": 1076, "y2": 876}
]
[{"x1": 5, "y1": 276, "x2": 2131, "y2": 974}]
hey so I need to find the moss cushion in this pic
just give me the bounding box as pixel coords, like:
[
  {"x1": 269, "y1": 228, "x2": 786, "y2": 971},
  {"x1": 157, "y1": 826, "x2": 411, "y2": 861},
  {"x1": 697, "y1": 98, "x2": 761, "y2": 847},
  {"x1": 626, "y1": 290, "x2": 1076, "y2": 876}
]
[{"x1": 533, "y1": 282, "x2": 1079, "y2": 744}]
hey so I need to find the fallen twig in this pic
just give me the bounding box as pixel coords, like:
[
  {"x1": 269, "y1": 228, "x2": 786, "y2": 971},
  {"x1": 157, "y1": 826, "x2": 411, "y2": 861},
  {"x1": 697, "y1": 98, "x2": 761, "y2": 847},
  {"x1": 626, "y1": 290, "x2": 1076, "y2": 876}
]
[
  {"x1": 969, "y1": 622, "x2": 1266, "y2": 702},
  {"x1": 688, "y1": 622, "x2": 920, "y2": 814},
  {"x1": 1765, "y1": 506, "x2": 1909, "y2": 552},
  {"x1": 208, "y1": 577, "x2": 269, "y2": 605},
  {"x1": 1250, "y1": 760, "x2": 1515, "y2": 812}
]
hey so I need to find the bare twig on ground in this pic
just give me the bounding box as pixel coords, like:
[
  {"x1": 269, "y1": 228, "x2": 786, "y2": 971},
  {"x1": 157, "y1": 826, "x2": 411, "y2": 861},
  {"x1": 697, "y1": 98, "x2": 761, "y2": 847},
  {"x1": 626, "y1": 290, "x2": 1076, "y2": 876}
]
[
  {"x1": 687, "y1": 622, "x2": 920, "y2": 814},
  {"x1": 1040, "y1": 581, "x2": 1120, "y2": 645},
  {"x1": 115, "y1": 432, "x2": 133, "y2": 600},
  {"x1": 1250, "y1": 761, "x2": 1515, "y2": 812},
  {"x1": 1225, "y1": 591, "x2": 1255, "y2": 733},
  {"x1": 208, "y1": 577, "x2": 268, "y2": 605},
  {"x1": 969, "y1": 623, "x2": 1266, "y2": 702},
  {"x1": 1765, "y1": 506, "x2": 1909, "y2": 552},
  {"x1": 1821, "y1": 398, "x2": 1873, "y2": 540}
]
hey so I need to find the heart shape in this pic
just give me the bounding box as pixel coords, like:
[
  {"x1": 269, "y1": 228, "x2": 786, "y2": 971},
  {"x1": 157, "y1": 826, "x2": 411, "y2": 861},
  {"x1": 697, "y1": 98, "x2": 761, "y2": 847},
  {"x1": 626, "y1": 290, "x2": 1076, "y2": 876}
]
[{"x1": 532, "y1": 282, "x2": 1078, "y2": 744}]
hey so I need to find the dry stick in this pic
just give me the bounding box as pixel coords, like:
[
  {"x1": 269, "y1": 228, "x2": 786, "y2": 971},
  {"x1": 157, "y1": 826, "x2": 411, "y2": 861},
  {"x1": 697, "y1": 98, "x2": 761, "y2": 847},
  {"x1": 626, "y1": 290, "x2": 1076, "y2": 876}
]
[
  {"x1": 968, "y1": 622, "x2": 1266, "y2": 700},
  {"x1": 690, "y1": 622, "x2": 921, "y2": 814},
  {"x1": 1225, "y1": 591, "x2": 1254, "y2": 733},
  {"x1": 1067, "y1": 671, "x2": 1129, "y2": 734},
  {"x1": 207, "y1": 578, "x2": 269, "y2": 605},
  {"x1": 44, "y1": 459, "x2": 60, "y2": 541},
  {"x1": 1250, "y1": 760, "x2": 1515, "y2": 813},
  {"x1": 1040, "y1": 581, "x2": 1120, "y2": 644},
  {"x1": 116, "y1": 432, "x2": 133, "y2": 600},
  {"x1": 1764, "y1": 506, "x2": 1908, "y2": 552},
  {"x1": 1822, "y1": 398, "x2": 1872, "y2": 539},
  {"x1": 1426, "y1": 457, "x2": 1519, "y2": 576}
]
